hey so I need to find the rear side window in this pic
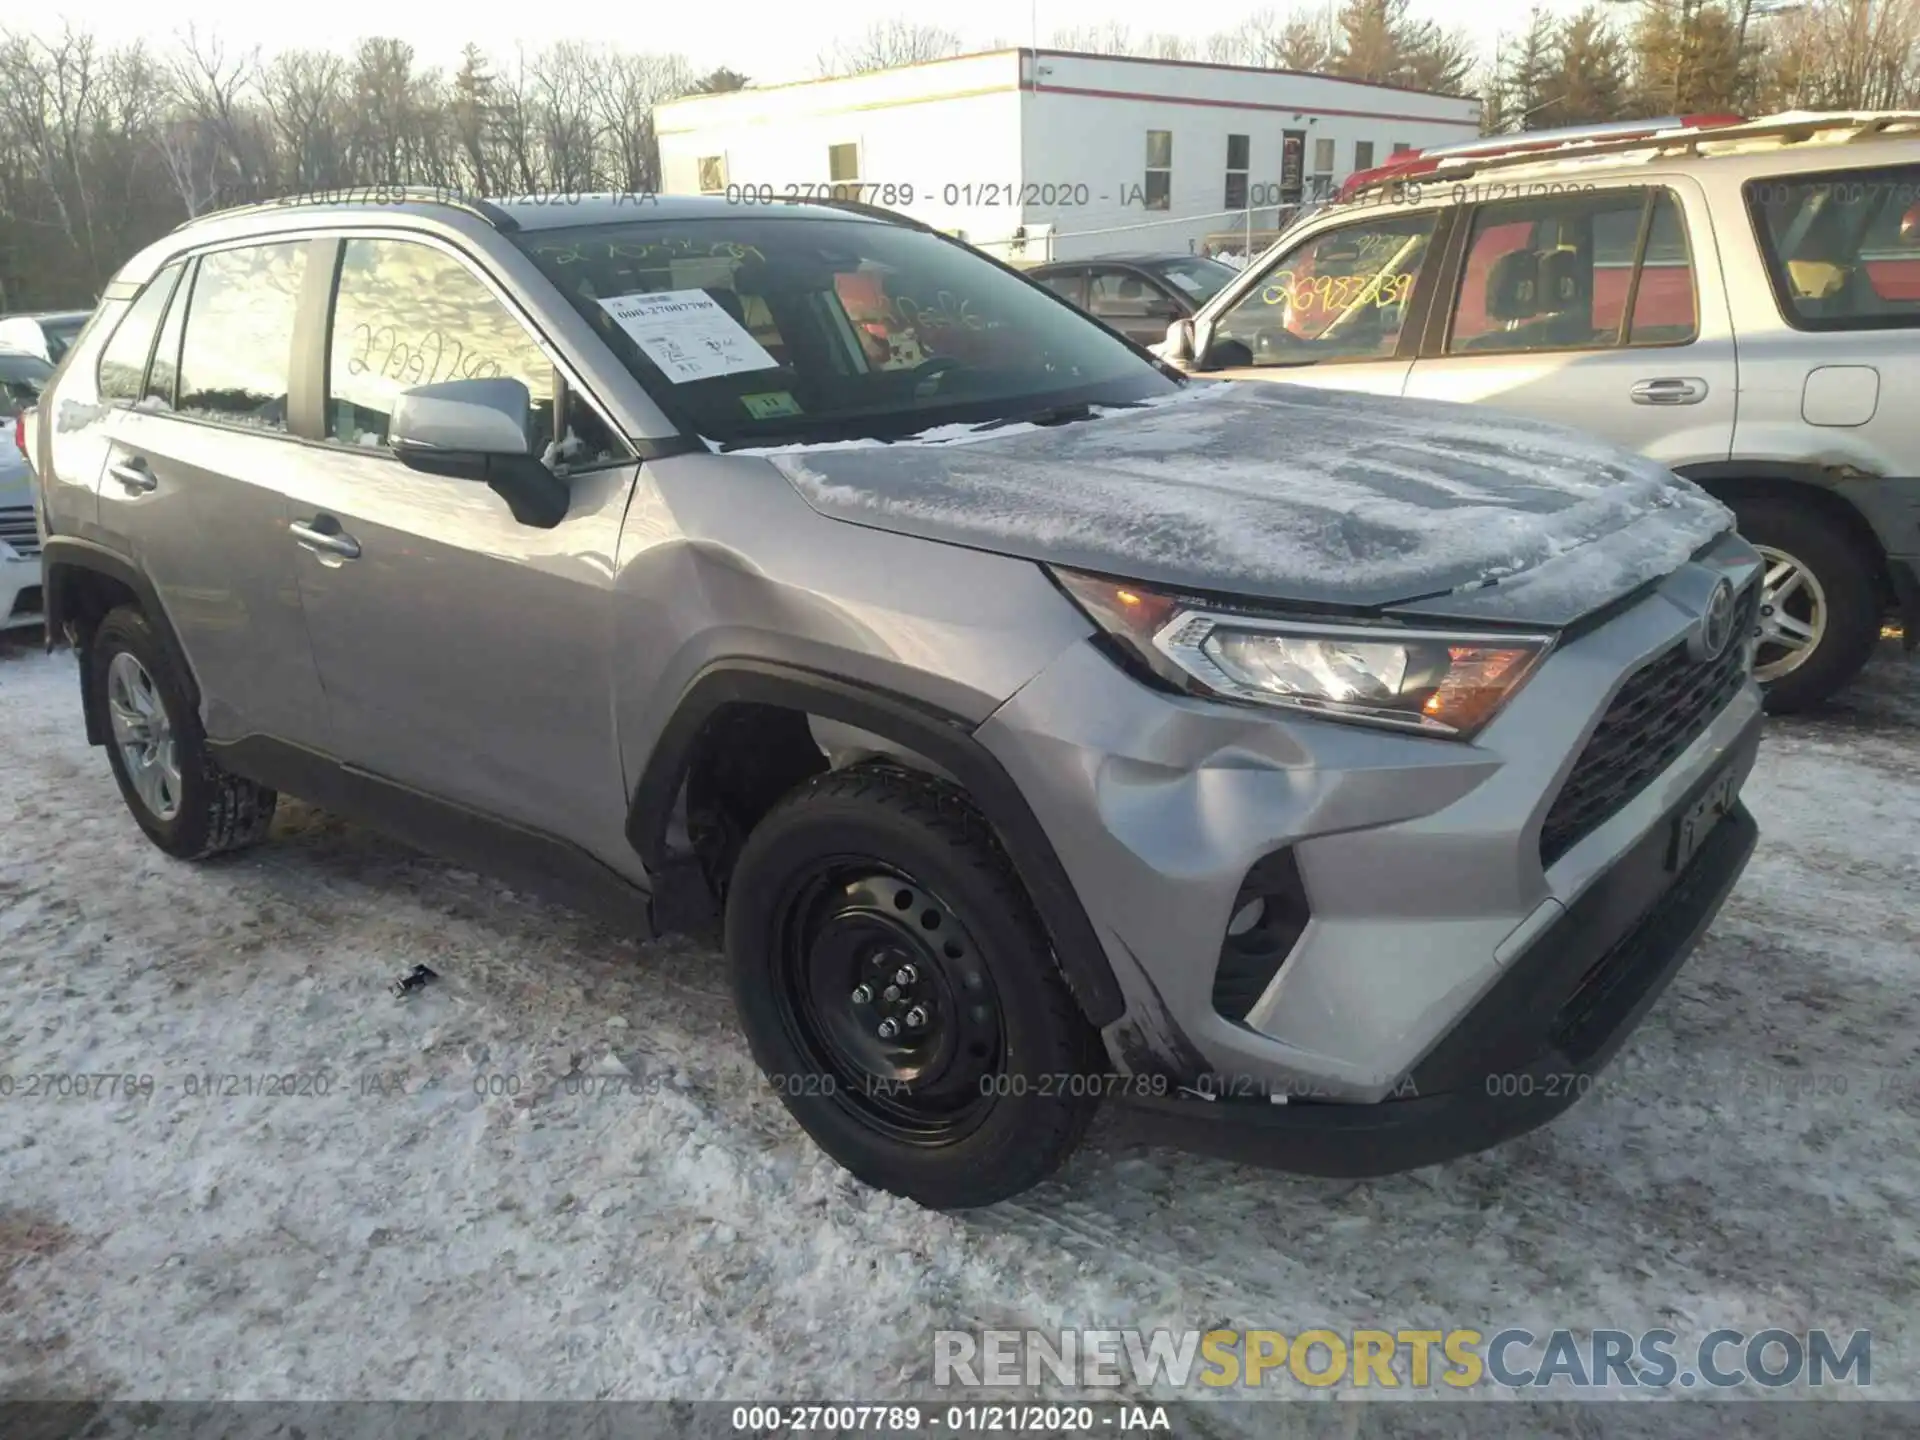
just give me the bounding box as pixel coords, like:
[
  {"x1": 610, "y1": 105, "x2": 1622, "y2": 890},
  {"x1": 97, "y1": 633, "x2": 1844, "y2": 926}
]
[
  {"x1": 1747, "y1": 164, "x2": 1920, "y2": 330},
  {"x1": 177, "y1": 242, "x2": 309, "y2": 431},
  {"x1": 96, "y1": 266, "x2": 182, "y2": 403},
  {"x1": 1446, "y1": 188, "x2": 1697, "y2": 355},
  {"x1": 1, "y1": 352, "x2": 54, "y2": 415}
]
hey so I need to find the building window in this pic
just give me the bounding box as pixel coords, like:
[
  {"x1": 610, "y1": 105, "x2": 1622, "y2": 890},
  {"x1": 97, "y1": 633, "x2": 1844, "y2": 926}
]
[
  {"x1": 1224, "y1": 133, "x2": 1250, "y2": 210},
  {"x1": 1392, "y1": 142, "x2": 1414, "y2": 156},
  {"x1": 828, "y1": 143, "x2": 860, "y2": 183},
  {"x1": 1145, "y1": 130, "x2": 1172, "y2": 211},
  {"x1": 1354, "y1": 141, "x2": 1375, "y2": 172},
  {"x1": 1311, "y1": 136, "x2": 1336, "y2": 199},
  {"x1": 697, "y1": 155, "x2": 727, "y2": 193}
]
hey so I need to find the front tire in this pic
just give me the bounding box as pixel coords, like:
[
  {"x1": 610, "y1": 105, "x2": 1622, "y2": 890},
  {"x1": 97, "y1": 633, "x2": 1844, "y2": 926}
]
[
  {"x1": 725, "y1": 767, "x2": 1104, "y2": 1209},
  {"x1": 90, "y1": 606, "x2": 277, "y2": 859},
  {"x1": 1728, "y1": 499, "x2": 1880, "y2": 714}
]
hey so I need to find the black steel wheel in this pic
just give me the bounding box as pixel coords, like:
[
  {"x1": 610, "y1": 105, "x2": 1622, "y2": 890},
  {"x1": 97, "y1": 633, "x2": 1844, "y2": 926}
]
[{"x1": 726, "y1": 767, "x2": 1104, "y2": 1208}]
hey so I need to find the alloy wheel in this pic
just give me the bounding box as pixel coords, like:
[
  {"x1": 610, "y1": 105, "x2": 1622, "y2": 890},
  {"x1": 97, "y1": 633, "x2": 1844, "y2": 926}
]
[
  {"x1": 1752, "y1": 544, "x2": 1828, "y2": 683},
  {"x1": 106, "y1": 650, "x2": 182, "y2": 821}
]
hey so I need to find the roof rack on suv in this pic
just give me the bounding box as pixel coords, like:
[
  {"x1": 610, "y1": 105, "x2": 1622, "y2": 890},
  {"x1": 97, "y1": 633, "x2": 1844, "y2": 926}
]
[
  {"x1": 1338, "y1": 114, "x2": 1747, "y2": 201},
  {"x1": 1338, "y1": 111, "x2": 1920, "y2": 203},
  {"x1": 169, "y1": 186, "x2": 521, "y2": 235}
]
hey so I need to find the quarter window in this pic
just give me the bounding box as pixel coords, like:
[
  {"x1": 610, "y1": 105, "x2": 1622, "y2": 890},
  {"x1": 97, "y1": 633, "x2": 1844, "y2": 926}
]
[
  {"x1": 1210, "y1": 212, "x2": 1437, "y2": 366},
  {"x1": 176, "y1": 242, "x2": 308, "y2": 430},
  {"x1": 325, "y1": 237, "x2": 619, "y2": 467},
  {"x1": 1446, "y1": 188, "x2": 1697, "y2": 354},
  {"x1": 96, "y1": 264, "x2": 182, "y2": 404},
  {"x1": 1746, "y1": 163, "x2": 1920, "y2": 330},
  {"x1": 146, "y1": 264, "x2": 191, "y2": 409}
]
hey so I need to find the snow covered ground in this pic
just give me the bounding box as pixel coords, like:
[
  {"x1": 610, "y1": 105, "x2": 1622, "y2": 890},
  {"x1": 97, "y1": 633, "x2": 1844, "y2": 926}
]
[{"x1": 2, "y1": 631, "x2": 1917, "y2": 1416}]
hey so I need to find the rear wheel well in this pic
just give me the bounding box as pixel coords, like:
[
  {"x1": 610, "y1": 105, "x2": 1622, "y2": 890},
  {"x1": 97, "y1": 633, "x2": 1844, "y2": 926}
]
[
  {"x1": 1688, "y1": 474, "x2": 1892, "y2": 604},
  {"x1": 49, "y1": 564, "x2": 145, "y2": 746}
]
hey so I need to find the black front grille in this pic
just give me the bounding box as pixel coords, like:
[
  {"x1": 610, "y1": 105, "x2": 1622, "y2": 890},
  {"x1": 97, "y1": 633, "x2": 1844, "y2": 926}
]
[
  {"x1": 0, "y1": 505, "x2": 39, "y2": 558},
  {"x1": 1539, "y1": 582, "x2": 1758, "y2": 868}
]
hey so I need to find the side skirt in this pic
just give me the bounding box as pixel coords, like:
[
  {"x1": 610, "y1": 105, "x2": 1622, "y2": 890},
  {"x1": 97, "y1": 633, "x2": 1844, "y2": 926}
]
[{"x1": 208, "y1": 735, "x2": 657, "y2": 940}]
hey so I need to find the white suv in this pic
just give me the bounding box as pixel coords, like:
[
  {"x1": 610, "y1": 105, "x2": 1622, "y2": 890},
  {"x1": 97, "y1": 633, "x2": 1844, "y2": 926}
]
[
  {"x1": 1167, "y1": 112, "x2": 1920, "y2": 712},
  {"x1": 1, "y1": 348, "x2": 53, "y2": 630}
]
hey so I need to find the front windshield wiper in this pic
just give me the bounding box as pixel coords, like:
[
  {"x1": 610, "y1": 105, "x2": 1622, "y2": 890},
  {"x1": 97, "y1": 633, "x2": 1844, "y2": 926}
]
[{"x1": 971, "y1": 400, "x2": 1143, "y2": 432}]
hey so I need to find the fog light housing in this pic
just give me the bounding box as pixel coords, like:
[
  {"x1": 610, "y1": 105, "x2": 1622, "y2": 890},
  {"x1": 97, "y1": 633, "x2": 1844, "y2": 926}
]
[{"x1": 1212, "y1": 850, "x2": 1311, "y2": 1023}]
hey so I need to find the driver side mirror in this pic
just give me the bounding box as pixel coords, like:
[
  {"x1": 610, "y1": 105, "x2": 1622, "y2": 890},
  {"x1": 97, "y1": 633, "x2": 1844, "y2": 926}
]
[{"x1": 389, "y1": 377, "x2": 571, "y2": 530}]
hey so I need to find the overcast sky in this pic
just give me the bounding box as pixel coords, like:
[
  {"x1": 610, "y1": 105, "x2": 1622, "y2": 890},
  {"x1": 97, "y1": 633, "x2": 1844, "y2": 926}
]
[{"x1": 17, "y1": 0, "x2": 1592, "y2": 86}]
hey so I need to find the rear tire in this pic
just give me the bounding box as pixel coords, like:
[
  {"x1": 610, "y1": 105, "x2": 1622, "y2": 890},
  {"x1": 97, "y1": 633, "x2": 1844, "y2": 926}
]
[
  {"x1": 1728, "y1": 499, "x2": 1879, "y2": 714},
  {"x1": 725, "y1": 767, "x2": 1104, "y2": 1209},
  {"x1": 90, "y1": 606, "x2": 277, "y2": 859}
]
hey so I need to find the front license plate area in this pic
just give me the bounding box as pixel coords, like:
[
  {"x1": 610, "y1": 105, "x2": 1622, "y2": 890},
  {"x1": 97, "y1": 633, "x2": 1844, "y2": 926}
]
[{"x1": 1668, "y1": 763, "x2": 1740, "y2": 874}]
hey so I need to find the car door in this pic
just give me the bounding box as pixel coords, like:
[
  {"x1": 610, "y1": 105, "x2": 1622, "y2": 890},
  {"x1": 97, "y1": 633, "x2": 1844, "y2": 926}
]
[
  {"x1": 1085, "y1": 267, "x2": 1184, "y2": 346},
  {"x1": 273, "y1": 232, "x2": 639, "y2": 852},
  {"x1": 1401, "y1": 179, "x2": 1737, "y2": 469},
  {"x1": 1191, "y1": 209, "x2": 1446, "y2": 397},
  {"x1": 94, "y1": 240, "x2": 333, "y2": 750}
]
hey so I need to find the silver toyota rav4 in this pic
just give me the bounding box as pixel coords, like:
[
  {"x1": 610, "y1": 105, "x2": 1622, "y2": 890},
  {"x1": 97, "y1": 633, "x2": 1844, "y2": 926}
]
[{"x1": 25, "y1": 192, "x2": 1763, "y2": 1209}]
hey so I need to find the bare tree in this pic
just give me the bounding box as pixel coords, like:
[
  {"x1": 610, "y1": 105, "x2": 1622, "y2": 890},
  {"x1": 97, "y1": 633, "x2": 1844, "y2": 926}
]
[{"x1": 817, "y1": 20, "x2": 965, "y2": 76}]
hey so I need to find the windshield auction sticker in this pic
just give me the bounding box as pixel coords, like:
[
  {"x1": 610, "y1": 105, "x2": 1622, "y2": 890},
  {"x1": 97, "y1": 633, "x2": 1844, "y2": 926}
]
[{"x1": 597, "y1": 289, "x2": 778, "y2": 383}]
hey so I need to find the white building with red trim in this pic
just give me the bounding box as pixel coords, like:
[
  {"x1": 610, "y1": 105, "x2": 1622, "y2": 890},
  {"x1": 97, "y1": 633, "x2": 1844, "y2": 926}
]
[{"x1": 654, "y1": 49, "x2": 1481, "y2": 261}]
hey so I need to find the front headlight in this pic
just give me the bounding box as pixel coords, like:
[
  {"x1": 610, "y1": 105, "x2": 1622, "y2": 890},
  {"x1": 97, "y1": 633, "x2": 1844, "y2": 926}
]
[{"x1": 1054, "y1": 568, "x2": 1554, "y2": 740}]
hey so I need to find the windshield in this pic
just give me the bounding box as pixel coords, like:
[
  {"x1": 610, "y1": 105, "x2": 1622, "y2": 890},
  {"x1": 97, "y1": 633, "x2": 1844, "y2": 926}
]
[
  {"x1": 1143, "y1": 257, "x2": 1237, "y2": 305},
  {"x1": 0, "y1": 351, "x2": 53, "y2": 416},
  {"x1": 514, "y1": 216, "x2": 1178, "y2": 447}
]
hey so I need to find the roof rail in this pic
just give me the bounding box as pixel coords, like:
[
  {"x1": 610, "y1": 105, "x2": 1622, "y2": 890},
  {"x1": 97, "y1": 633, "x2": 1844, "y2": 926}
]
[
  {"x1": 1338, "y1": 111, "x2": 1920, "y2": 203},
  {"x1": 169, "y1": 186, "x2": 520, "y2": 235}
]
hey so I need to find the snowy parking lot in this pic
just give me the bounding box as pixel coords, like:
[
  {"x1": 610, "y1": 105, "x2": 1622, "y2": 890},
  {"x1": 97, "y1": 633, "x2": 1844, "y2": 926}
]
[{"x1": 2, "y1": 631, "x2": 1917, "y2": 1413}]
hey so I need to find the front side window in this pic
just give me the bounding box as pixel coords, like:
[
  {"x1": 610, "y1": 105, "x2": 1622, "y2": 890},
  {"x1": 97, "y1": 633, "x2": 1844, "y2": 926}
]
[
  {"x1": 96, "y1": 265, "x2": 182, "y2": 404},
  {"x1": 176, "y1": 242, "x2": 308, "y2": 431},
  {"x1": 1145, "y1": 131, "x2": 1172, "y2": 211},
  {"x1": 1209, "y1": 212, "x2": 1438, "y2": 367},
  {"x1": 513, "y1": 216, "x2": 1177, "y2": 448},
  {"x1": 325, "y1": 237, "x2": 620, "y2": 466},
  {"x1": 1037, "y1": 270, "x2": 1086, "y2": 305},
  {"x1": 1747, "y1": 163, "x2": 1920, "y2": 330},
  {"x1": 1447, "y1": 188, "x2": 1697, "y2": 354}
]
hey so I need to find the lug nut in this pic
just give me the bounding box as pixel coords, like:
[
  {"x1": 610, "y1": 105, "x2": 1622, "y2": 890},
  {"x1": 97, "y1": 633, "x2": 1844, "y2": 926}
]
[
  {"x1": 894, "y1": 964, "x2": 918, "y2": 987},
  {"x1": 851, "y1": 984, "x2": 873, "y2": 1005},
  {"x1": 904, "y1": 1006, "x2": 928, "y2": 1030},
  {"x1": 883, "y1": 985, "x2": 901, "y2": 1002},
  {"x1": 1761, "y1": 605, "x2": 1775, "y2": 617},
  {"x1": 877, "y1": 1018, "x2": 900, "y2": 1039}
]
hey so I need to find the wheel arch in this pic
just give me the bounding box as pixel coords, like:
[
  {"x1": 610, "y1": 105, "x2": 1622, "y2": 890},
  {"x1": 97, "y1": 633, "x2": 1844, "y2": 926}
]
[
  {"x1": 41, "y1": 537, "x2": 199, "y2": 747},
  {"x1": 627, "y1": 660, "x2": 1127, "y2": 1028},
  {"x1": 1674, "y1": 461, "x2": 1893, "y2": 600}
]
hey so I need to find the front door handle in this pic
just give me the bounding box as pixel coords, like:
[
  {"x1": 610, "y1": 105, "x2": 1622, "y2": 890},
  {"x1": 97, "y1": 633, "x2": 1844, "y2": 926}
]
[
  {"x1": 289, "y1": 518, "x2": 361, "y2": 560},
  {"x1": 1630, "y1": 377, "x2": 1708, "y2": 405},
  {"x1": 107, "y1": 458, "x2": 156, "y2": 493}
]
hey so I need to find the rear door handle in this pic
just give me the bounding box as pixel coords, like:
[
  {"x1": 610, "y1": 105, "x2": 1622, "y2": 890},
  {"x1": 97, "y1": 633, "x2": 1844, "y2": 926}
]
[
  {"x1": 289, "y1": 518, "x2": 361, "y2": 560},
  {"x1": 1630, "y1": 377, "x2": 1708, "y2": 405},
  {"x1": 107, "y1": 458, "x2": 156, "y2": 493}
]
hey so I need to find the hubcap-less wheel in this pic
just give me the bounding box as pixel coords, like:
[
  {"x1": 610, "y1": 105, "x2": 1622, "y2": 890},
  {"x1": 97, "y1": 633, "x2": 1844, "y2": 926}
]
[
  {"x1": 106, "y1": 650, "x2": 182, "y2": 821},
  {"x1": 1752, "y1": 544, "x2": 1828, "y2": 683},
  {"x1": 775, "y1": 866, "x2": 1004, "y2": 1144}
]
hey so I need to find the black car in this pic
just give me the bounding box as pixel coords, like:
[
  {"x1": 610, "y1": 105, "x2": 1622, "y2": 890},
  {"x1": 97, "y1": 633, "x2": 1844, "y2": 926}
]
[{"x1": 1028, "y1": 254, "x2": 1240, "y2": 346}]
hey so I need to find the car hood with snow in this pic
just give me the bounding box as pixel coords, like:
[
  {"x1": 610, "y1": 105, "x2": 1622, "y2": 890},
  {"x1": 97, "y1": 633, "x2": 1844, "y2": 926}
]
[{"x1": 763, "y1": 381, "x2": 1735, "y2": 628}]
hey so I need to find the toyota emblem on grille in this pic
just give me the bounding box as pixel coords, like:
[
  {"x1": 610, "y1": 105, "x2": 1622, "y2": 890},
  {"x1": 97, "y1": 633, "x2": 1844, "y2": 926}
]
[{"x1": 1695, "y1": 578, "x2": 1736, "y2": 661}]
